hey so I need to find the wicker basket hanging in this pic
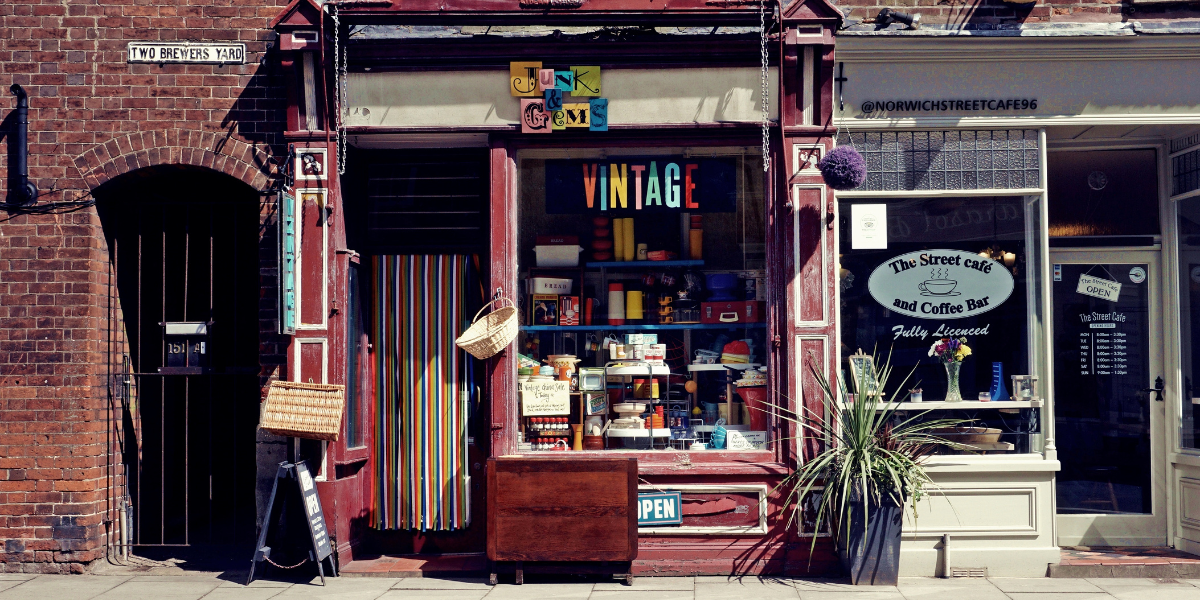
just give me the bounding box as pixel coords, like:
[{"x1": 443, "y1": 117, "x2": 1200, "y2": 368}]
[
  {"x1": 455, "y1": 296, "x2": 518, "y2": 360},
  {"x1": 260, "y1": 380, "x2": 346, "y2": 442}
]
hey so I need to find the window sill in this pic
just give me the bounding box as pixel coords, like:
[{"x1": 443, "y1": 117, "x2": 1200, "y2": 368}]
[{"x1": 511, "y1": 450, "x2": 787, "y2": 476}]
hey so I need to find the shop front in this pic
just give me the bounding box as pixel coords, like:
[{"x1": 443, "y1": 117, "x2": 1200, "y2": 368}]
[
  {"x1": 276, "y1": 0, "x2": 846, "y2": 576},
  {"x1": 834, "y1": 33, "x2": 1200, "y2": 575}
]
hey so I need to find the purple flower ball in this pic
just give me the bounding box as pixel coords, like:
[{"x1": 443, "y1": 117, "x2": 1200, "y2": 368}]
[{"x1": 817, "y1": 145, "x2": 867, "y2": 190}]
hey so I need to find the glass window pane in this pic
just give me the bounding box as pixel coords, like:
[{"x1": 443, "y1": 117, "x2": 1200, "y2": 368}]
[
  {"x1": 1178, "y1": 197, "x2": 1200, "y2": 449},
  {"x1": 516, "y1": 148, "x2": 768, "y2": 453},
  {"x1": 1048, "y1": 149, "x2": 1159, "y2": 237}
]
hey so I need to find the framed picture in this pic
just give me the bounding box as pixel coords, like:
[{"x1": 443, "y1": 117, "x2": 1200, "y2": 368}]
[
  {"x1": 295, "y1": 147, "x2": 328, "y2": 181},
  {"x1": 793, "y1": 143, "x2": 824, "y2": 175},
  {"x1": 531, "y1": 294, "x2": 558, "y2": 325},
  {"x1": 846, "y1": 349, "x2": 877, "y2": 395}
]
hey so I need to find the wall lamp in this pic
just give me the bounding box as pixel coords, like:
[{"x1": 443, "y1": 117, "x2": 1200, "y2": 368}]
[{"x1": 876, "y1": 8, "x2": 921, "y2": 30}]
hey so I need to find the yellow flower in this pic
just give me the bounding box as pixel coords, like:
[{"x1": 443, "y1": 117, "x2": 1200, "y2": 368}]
[{"x1": 957, "y1": 345, "x2": 972, "y2": 358}]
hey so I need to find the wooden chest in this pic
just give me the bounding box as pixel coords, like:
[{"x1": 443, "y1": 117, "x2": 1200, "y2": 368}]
[{"x1": 487, "y1": 456, "x2": 638, "y2": 563}]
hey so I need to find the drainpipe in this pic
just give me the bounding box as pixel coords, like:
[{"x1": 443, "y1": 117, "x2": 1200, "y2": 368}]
[{"x1": 7, "y1": 84, "x2": 38, "y2": 206}]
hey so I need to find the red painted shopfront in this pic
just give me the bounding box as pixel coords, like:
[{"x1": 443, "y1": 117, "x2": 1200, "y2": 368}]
[{"x1": 271, "y1": 0, "x2": 842, "y2": 576}]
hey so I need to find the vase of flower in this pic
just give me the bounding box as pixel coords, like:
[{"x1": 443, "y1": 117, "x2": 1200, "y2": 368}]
[
  {"x1": 943, "y1": 361, "x2": 962, "y2": 403},
  {"x1": 929, "y1": 337, "x2": 971, "y2": 403}
]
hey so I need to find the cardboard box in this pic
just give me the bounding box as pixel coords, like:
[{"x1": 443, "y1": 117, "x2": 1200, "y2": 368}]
[
  {"x1": 531, "y1": 294, "x2": 559, "y2": 325},
  {"x1": 700, "y1": 301, "x2": 764, "y2": 324},
  {"x1": 559, "y1": 295, "x2": 580, "y2": 326}
]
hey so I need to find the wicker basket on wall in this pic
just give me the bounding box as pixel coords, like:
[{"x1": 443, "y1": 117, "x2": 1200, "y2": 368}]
[
  {"x1": 455, "y1": 296, "x2": 518, "y2": 360},
  {"x1": 260, "y1": 380, "x2": 346, "y2": 442}
]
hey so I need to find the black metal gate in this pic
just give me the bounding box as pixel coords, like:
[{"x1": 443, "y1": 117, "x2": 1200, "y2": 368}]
[{"x1": 100, "y1": 165, "x2": 262, "y2": 548}]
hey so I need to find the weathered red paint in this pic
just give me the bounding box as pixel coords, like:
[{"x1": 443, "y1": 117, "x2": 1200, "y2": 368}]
[{"x1": 279, "y1": 0, "x2": 844, "y2": 575}]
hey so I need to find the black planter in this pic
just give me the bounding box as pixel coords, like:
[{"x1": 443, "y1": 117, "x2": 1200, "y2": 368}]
[{"x1": 838, "y1": 497, "x2": 903, "y2": 585}]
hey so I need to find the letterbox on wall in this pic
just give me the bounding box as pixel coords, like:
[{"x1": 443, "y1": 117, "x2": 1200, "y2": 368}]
[{"x1": 161, "y1": 321, "x2": 211, "y2": 374}]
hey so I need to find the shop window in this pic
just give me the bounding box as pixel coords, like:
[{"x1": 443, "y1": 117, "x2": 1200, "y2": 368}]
[
  {"x1": 1173, "y1": 147, "x2": 1200, "y2": 198},
  {"x1": 849, "y1": 130, "x2": 1040, "y2": 192},
  {"x1": 1177, "y1": 197, "x2": 1200, "y2": 449},
  {"x1": 838, "y1": 195, "x2": 1046, "y2": 455},
  {"x1": 1047, "y1": 149, "x2": 1159, "y2": 238},
  {"x1": 515, "y1": 147, "x2": 769, "y2": 452}
]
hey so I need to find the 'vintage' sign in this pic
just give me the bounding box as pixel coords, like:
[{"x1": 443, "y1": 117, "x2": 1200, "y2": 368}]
[
  {"x1": 545, "y1": 157, "x2": 737, "y2": 214},
  {"x1": 867, "y1": 249, "x2": 1014, "y2": 320},
  {"x1": 127, "y1": 42, "x2": 246, "y2": 65}
]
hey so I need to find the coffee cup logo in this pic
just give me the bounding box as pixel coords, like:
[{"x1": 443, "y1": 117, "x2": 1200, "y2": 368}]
[
  {"x1": 867, "y1": 249, "x2": 1014, "y2": 320},
  {"x1": 917, "y1": 269, "x2": 960, "y2": 296}
]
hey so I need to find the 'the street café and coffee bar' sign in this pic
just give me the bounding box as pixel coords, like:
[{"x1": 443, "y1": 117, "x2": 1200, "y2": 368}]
[
  {"x1": 127, "y1": 42, "x2": 246, "y2": 65},
  {"x1": 867, "y1": 249, "x2": 1015, "y2": 320},
  {"x1": 545, "y1": 157, "x2": 737, "y2": 214},
  {"x1": 511, "y1": 62, "x2": 608, "y2": 133}
]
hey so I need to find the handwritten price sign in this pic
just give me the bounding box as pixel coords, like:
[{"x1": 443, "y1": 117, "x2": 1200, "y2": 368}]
[{"x1": 520, "y1": 380, "x2": 571, "y2": 416}]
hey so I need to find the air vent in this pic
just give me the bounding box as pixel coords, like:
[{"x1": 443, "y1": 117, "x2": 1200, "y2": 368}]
[{"x1": 950, "y1": 567, "x2": 988, "y2": 578}]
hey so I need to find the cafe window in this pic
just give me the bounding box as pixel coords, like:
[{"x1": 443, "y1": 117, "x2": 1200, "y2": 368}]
[
  {"x1": 838, "y1": 195, "x2": 1046, "y2": 454},
  {"x1": 515, "y1": 147, "x2": 770, "y2": 452},
  {"x1": 1177, "y1": 196, "x2": 1200, "y2": 449}
]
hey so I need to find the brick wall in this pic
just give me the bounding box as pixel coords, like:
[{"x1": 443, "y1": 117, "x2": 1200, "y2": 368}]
[
  {"x1": 0, "y1": 0, "x2": 289, "y2": 573},
  {"x1": 831, "y1": 0, "x2": 1200, "y2": 27}
]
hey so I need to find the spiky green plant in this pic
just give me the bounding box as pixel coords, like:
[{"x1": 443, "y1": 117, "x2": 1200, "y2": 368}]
[{"x1": 775, "y1": 350, "x2": 967, "y2": 557}]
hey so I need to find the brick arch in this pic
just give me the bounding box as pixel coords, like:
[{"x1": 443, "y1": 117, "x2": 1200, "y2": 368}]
[{"x1": 72, "y1": 128, "x2": 281, "y2": 193}]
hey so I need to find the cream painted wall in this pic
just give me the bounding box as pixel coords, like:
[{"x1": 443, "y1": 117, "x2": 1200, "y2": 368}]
[{"x1": 345, "y1": 67, "x2": 779, "y2": 128}]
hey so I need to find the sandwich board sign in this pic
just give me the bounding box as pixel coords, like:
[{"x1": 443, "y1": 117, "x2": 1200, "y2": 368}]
[{"x1": 247, "y1": 461, "x2": 337, "y2": 585}]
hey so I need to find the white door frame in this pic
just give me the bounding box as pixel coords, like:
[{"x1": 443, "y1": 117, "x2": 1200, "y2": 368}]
[{"x1": 1051, "y1": 249, "x2": 1167, "y2": 547}]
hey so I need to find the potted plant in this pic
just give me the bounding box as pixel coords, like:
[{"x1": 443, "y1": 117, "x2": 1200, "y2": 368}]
[{"x1": 778, "y1": 352, "x2": 964, "y2": 585}]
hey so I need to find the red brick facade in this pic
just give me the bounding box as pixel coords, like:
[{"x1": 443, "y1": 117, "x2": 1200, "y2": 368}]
[
  {"x1": 832, "y1": 0, "x2": 1200, "y2": 27},
  {"x1": 0, "y1": 0, "x2": 287, "y2": 573}
]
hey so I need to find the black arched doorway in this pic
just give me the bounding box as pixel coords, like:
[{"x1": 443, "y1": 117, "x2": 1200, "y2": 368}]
[{"x1": 97, "y1": 165, "x2": 261, "y2": 556}]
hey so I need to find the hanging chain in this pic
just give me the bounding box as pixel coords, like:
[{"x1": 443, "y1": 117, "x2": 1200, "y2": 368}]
[
  {"x1": 759, "y1": 0, "x2": 771, "y2": 173},
  {"x1": 330, "y1": 3, "x2": 348, "y2": 175},
  {"x1": 264, "y1": 555, "x2": 310, "y2": 570}
]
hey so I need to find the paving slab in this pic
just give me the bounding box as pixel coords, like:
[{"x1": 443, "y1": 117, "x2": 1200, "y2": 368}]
[
  {"x1": 589, "y1": 590, "x2": 696, "y2": 600},
  {"x1": 219, "y1": 579, "x2": 295, "y2": 588},
  {"x1": 483, "y1": 582, "x2": 594, "y2": 599},
  {"x1": 793, "y1": 579, "x2": 898, "y2": 593},
  {"x1": 695, "y1": 580, "x2": 800, "y2": 600},
  {"x1": 271, "y1": 577, "x2": 397, "y2": 599},
  {"x1": 92, "y1": 579, "x2": 222, "y2": 600},
  {"x1": 389, "y1": 577, "x2": 493, "y2": 590},
  {"x1": 594, "y1": 577, "x2": 695, "y2": 591},
  {"x1": 796, "y1": 592, "x2": 905, "y2": 600},
  {"x1": 196, "y1": 587, "x2": 289, "y2": 600},
  {"x1": 896, "y1": 577, "x2": 1007, "y2": 600},
  {"x1": 0, "y1": 583, "x2": 27, "y2": 594},
  {"x1": 0, "y1": 576, "x2": 131, "y2": 600},
  {"x1": 1005, "y1": 594, "x2": 1115, "y2": 600},
  {"x1": 0, "y1": 577, "x2": 34, "y2": 582},
  {"x1": 1102, "y1": 587, "x2": 1200, "y2": 600},
  {"x1": 990, "y1": 577, "x2": 1107, "y2": 593},
  {"x1": 378, "y1": 590, "x2": 490, "y2": 599}
]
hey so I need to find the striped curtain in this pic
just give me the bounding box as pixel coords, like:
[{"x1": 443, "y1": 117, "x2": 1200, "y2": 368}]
[{"x1": 373, "y1": 255, "x2": 472, "y2": 531}]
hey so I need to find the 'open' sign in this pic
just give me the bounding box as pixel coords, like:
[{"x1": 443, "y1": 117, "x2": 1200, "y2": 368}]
[{"x1": 637, "y1": 492, "x2": 683, "y2": 526}]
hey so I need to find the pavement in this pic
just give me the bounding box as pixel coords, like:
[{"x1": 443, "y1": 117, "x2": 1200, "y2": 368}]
[{"x1": 0, "y1": 574, "x2": 1197, "y2": 600}]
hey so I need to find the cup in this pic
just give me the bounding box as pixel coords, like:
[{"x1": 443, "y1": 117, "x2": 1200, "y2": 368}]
[
  {"x1": 918, "y1": 279, "x2": 958, "y2": 295},
  {"x1": 978, "y1": 392, "x2": 991, "y2": 402},
  {"x1": 910, "y1": 391, "x2": 923, "y2": 403}
]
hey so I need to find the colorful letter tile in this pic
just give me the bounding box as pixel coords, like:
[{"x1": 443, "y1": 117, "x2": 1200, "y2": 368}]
[
  {"x1": 563, "y1": 103, "x2": 590, "y2": 128},
  {"x1": 538, "y1": 69, "x2": 556, "y2": 91},
  {"x1": 554, "y1": 70, "x2": 574, "y2": 93},
  {"x1": 520, "y1": 99, "x2": 552, "y2": 133},
  {"x1": 589, "y1": 98, "x2": 608, "y2": 132},
  {"x1": 510, "y1": 61, "x2": 541, "y2": 97},
  {"x1": 571, "y1": 66, "x2": 601, "y2": 97},
  {"x1": 544, "y1": 88, "x2": 563, "y2": 112}
]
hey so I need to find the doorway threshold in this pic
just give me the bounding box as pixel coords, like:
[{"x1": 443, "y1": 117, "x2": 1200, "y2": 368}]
[
  {"x1": 1051, "y1": 546, "x2": 1200, "y2": 578},
  {"x1": 340, "y1": 553, "x2": 488, "y2": 578}
]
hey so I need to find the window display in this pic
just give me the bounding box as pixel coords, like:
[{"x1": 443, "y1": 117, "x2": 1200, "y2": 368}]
[
  {"x1": 838, "y1": 195, "x2": 1046, "y2": 455},
  {"x1": 515, "y1": 147, "x2": 769, "y2": 452}
]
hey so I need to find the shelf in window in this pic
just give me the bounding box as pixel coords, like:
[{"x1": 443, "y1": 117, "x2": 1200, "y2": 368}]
[
  {"x1": 874, "y1": 399, "x2": 1043, "y2": 411},
  {"x1": 686, "y1": 363, "x2": 761, "y2": 372},
  {"x1": 606, "y1": 428, "x2": 673, "y2": 438},
  {"x1": 585, "y1": 260, "x2": 704, "y2": 269},
  {"x1": 521, "y1": 323, "x2": 766, "y2": 332}
]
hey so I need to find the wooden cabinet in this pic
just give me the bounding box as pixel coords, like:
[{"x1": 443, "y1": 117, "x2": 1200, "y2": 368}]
[{"x1": 487, "y1": 456, "x2": 637, "y2": 583}]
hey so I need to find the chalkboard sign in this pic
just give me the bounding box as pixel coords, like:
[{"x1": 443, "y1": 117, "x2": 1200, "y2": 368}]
[
  {"x1": 247, "y1": 461, "x2": 338, "y2": 586},
  {"x1": 295, "y1": 462, "x2": 332, "y2": 561}
]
